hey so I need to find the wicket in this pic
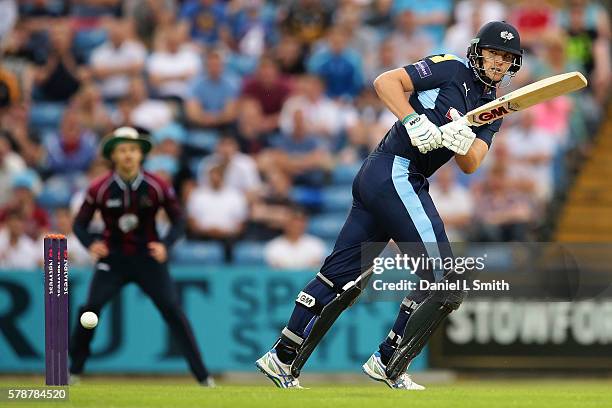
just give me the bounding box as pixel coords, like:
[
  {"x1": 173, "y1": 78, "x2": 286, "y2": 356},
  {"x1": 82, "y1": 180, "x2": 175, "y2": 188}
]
[{"x1": 43, "y1": 234, "x2": 69, "y2": 386}]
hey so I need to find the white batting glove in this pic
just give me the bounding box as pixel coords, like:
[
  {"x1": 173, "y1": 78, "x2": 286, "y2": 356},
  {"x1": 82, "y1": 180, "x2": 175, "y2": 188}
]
[
  {"x1": 440, "y1": 108, "x2": 476, "y2": 155},
  {"x1": 403, "y1": 113, "x2": 443, "y2": 154}
]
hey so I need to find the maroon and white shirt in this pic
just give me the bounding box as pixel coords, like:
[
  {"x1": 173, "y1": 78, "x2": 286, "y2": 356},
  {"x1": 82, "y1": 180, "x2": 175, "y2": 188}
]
[{"x1": 73, "y1": 171, "x2": 184, "y2": 256}]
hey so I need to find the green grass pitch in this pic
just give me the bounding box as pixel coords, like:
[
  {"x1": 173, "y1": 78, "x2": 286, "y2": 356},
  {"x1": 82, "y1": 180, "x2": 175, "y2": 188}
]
[{"x1": 1, "y1": 377, "x2": 611, "y2": 408}]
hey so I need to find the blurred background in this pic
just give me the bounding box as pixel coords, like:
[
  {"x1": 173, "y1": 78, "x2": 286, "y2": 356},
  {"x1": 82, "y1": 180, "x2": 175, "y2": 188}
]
[{"x1": 0, "y1": 0, "x2": 610, "y2": 378}]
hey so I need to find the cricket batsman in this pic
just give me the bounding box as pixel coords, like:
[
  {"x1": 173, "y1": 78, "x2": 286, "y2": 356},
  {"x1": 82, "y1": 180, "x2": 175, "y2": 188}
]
[
  {"x1": 256, "y1": 21, "x2": 523, "y2": 389},
  {"x1": 69, "y1": 127, "x2": 214, "y2": 386}
]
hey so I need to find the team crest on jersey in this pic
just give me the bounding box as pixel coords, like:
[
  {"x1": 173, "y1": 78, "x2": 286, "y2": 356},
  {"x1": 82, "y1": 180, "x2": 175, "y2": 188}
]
[
  {"x1": 413, "y1": 60, "x2": 432, "y2": 78},
  {"x1": 118, "y1": 214, "x2": 139, "y2": 233},
  {"x1": 445, "y1": 107, "x2": 464, "y2": 121}
]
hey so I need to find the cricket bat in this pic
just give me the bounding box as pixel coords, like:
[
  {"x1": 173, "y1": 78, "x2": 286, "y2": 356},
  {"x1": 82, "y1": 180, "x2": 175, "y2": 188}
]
[{"x1": 465, "y1": 71, "x2": 588, "y2": 126}]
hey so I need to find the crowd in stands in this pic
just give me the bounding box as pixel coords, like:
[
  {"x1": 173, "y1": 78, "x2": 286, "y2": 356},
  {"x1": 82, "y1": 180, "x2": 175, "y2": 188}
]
[{"x1": 0, "y1": 0, "x2": 609, "y2": 270}]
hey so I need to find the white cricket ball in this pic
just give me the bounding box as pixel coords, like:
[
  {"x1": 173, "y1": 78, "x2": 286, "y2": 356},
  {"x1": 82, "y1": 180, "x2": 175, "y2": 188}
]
[{"x1": 80, "y1": 312, "x2": 98, "y2": 329}]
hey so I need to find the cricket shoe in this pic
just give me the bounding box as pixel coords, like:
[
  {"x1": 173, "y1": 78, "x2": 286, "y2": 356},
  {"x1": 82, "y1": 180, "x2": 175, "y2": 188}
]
[
  {"x1": 200, "y1": 377, "x2": 216, "y2": 387},
  {"x1": 255, "y1": 349, "x2": 302, "y2": 389},
  {"x1": 362, "y1": 352, "x2": 425, "y2": 390}
]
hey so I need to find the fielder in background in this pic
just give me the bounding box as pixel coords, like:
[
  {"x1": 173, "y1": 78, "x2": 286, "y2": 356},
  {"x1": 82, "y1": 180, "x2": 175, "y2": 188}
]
[
  {"x1": 256, "y1": 21, "x2": 523, "y2": 389},
  {"x1": 69, "y1": 127, "x2": 214, "y2": 386}
]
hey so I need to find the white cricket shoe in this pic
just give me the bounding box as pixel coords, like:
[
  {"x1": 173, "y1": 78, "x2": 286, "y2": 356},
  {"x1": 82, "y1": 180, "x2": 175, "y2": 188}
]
[
  {"x1": 362, "y1": 352, "x2": 425, "y2": 390},
  {"x1": 255, "y1": 349, "x2": 302, "y2": 389},
  {"x1": 200, "y1": 377, "x2": 216, "y2": 387}
]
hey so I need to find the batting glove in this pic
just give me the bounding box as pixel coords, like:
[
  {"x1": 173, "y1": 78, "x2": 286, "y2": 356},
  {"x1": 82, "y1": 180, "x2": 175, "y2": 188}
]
[
  {"x1": 403, "y1": 113, "x2": 443, "y2": 154},
  {"x1": 440, "y1": 108, "x2": 476, "y2": 155}
]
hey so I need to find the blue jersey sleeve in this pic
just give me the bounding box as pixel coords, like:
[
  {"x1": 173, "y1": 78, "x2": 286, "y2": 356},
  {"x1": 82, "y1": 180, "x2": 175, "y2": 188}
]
[
  {"x1": 475, "y1": 118, "x2": 502, "y2": 148},
  {"x1": 404, "y1": 55, "x2": 463, "y2": 92}
]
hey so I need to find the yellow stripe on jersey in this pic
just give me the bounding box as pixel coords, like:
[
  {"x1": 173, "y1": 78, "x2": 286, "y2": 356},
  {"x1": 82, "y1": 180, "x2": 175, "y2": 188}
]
[{"x1": 429, "y1": 54, "x2": 459, "y2": 64}]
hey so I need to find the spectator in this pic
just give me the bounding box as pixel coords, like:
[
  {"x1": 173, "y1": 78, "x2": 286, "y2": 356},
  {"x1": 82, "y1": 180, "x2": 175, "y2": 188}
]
[
  {"x1": 8, "y1": 2, "x2": 61, "y2": 66},
  {"x1": 279, "y1": 75, "x2": 341, "y2": 138},
  {"x1": 264, "y1": 207, "x2": 325, "y2": 270},
  {"x1": 443, "y1": 6, "x2": 488, "y2": 58},
  {"x1": 509, "y1": 1, "x2": 556, "y2": 51},
  {"x1": 267, "y1": 108, "x2": 332, "y2": 187},
  {"x1": 45, "y1": 108, "x2": 97, "y2": 174},
  {"x1": 199, "y1": 134, "x2": 262, "y2": 197},
  {"x1": 364, "y1": 0, "x2": 394, "y2": 31},
  {"x1": 307, "y1": 28, "x2": 364, "y2": 99},
  {"x1": 453, "y1": 0, "x2": 506, "y2": 29},
  {"x1": 19, "y1": 0, "x2": 63, "y2": 18},
  {"x1": 0, "y1": 132, "x2": 26, "y2": 205},
  {"x1": 0, "y1": 209, "x2": 39, "y2": 270},
  {"x1": 71, "y1": 82, "x2": 114, "y2": 136},
  {"x1": 248, "y1": 170, "x2": 295, "y2": 240},
  {"x1": 149, "y1": 123, "x2": 195, "y2": 198},
  {"x1": 558, "y1": 0, "x2": 611, "y2": 105},
  {"x1": 152, "y1": 122, "x2": 186, "y2": 159},
  {"x1": 241, "y1": 57, "x2": 292, "y2": 133},
  {"x1": 186, "y1": 164, "x2": 248, "y2": 260},
  {"x1": 0, "y1": 105, "x2": 44, "y2": 167},
  {"x1": 365, "y1": 36, "x2": 400, "y2": 84},
  {"x1": 335, "y1": 2, "x2": 379, "y2": 58},
  {"x1": 392, "y1": 0, "x2": 452, "y2": 45},
  {"x1": 0, "y1": 169, "x2": 49, "y2": 240},
  {"x1": 234, "y1": 98, "x2": 270, "y2": 154},
  {"x1": 147, "y1": 24, "x2": 201, "y2": 100},
  {"x1": 281, "y1": 0, "x2": 332, "y2": 45},
  {"x1": 388, "y1": 10, "x2": 434, "y2": 64},
  {"x1": 528, "y1": 32, "x2": 576, "y2": 144},
  {"x1": 90, "y1": 19, "x2": 147, "y2": 101},
  {"x1": 123, "y1": 0, "x2": 177, "y2": 43},
  {"x1": 532, "y1": 30, "x2": 582, "y2": 80},
  {"x1": 54, "y1": 207, "x2": 92, "y2": 267},
  {"x1": 226, "y1": 0, "x2": 277, "y2": 58},
  {"x1": 124, "y1": 78, "x2": 174, "y2": 132},
  {"x1": 70, "y1": 0, "x2": 121, "y2": 17},
  {"x1": 143, "y1": 155, "x2": 177, "y2": 238},
  {"x1": 185, "y1": 49, "x2": 239, "y2": 129},
  {"x1": 472, "y1": 162, "x2": 535, "y2": 242},
  {"x1": 274, "y1": 34, "x2": 307, "y2": 75},
  {"x1": 338, "y1": 88, "x2": 395, "y2": 163},
  {"x1": 505, "y1": 112, "x2": 556, "y2": 204},
  {"x1": 429, "y1": 165, "x2": 474, "y2": 242},
  {"x1": 0, "y1": 64, "x2": 21, "y2": 108},
  {"x1": 145, "y1": 154, "x2": 178, "y2": 185},
  {"x1": 0, "y1": 0, "x2": 18, "y2": 42},
  {"x1": 179, "y1": 0, "x2": 228, "y2": 45},
  {"x1": 33, "y1": 23, "x2": 83, "y2": 101}
]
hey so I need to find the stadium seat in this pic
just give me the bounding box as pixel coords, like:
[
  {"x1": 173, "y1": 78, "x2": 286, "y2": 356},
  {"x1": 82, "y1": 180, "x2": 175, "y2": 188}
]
[
  {"x1": 307, "y1": 213, "x2": 347, "y2": 240},
  {"x1": 321, "y1": 186, "x2": 353, "y2": 212},
  {"x1": 171, "y1": 240, "x2": 225, "y2": 265},
  {"x1": 37, "y1": 177, "x2": 73, "y2": 208},
  {"x1": 29, "y1": 103, "x2": 65, "y2": 129},
  {"x1": 184, "y1": 130, "x2": 219, "y2": 152},
  {"x1": 233, "y1": 241, "x2": 266, "y2": 265},
  {"x1": 332, "y1": 163, "x2": 361, "y2": 185},
  {"x1": 291, "y1": 186, "x2": 323, "y2": 208}
]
